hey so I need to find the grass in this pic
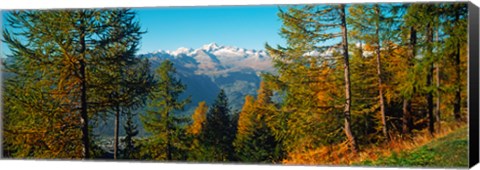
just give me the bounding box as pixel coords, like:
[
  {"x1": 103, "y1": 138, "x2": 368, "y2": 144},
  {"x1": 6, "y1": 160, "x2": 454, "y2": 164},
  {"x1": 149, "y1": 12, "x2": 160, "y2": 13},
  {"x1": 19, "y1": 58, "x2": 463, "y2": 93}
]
[
  {"x1": 282, "y1": 122, "x2": 468, "y2": 167},
  {"x1": 358, "y1": 126, "x2": 468, "y2": 168}
]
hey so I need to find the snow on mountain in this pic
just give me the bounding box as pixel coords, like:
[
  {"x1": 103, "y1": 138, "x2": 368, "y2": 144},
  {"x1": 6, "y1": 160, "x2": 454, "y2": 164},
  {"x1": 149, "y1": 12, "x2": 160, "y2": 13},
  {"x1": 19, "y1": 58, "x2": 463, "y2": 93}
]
[
  {"x1": 142, "y1": 43, "x2": 274, "y2": 77},
  {"x1": 139, "y1": 43, "x2": 274, "y2": 116}
]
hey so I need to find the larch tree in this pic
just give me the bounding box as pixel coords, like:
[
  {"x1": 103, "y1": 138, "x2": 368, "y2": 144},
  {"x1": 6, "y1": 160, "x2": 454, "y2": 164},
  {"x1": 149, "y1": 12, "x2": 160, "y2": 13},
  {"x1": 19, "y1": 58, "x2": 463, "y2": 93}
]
[
  {"x1": 2, "y1": 9, "x2": 146, "y2": 159},
  {"x1": 443, "y1": 3, "x2": 468, "y2": 121},
  {"x1": 234, "y1": 82, "x2": 283, "y2": 163},
  {"x1": 266, "y1": 4, "x2": 358, "y2": 154},
  {"x1": 85, "y1": 9, "x2": 153, "y2": 160},
  {"x1": 404, "y1": 4, "x2": 444, "y2": 136},
  {"x1": 186, "y1": 101, "x2": 209, "y2": 161},
  {"x1": 140, "y1": 60, "x2": 191, "y2": 160},
  {"x1": 347, "y1": 4, "x2": 402, "y2": 140}
]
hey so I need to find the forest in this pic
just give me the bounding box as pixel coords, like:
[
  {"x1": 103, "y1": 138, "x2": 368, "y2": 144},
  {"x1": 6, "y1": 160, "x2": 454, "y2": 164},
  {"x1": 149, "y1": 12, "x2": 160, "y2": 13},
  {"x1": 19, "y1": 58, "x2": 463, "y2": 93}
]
[{"x1": 1, "y1": 2, "x2": 469, "y2": 166}]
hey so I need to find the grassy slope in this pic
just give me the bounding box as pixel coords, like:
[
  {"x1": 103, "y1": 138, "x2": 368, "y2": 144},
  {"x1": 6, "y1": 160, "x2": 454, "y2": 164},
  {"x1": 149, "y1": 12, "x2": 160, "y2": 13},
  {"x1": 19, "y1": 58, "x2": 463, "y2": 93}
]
[{"x1": 359, "y1": 127, "x2": 469, "y2": 168}]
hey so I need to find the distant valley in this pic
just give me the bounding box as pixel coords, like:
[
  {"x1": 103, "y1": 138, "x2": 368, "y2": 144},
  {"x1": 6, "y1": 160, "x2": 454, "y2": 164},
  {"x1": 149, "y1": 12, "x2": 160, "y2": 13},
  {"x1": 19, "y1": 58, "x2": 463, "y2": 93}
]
[{"x1": 95, "y1": 43, "x2": 274, "y2": 137}]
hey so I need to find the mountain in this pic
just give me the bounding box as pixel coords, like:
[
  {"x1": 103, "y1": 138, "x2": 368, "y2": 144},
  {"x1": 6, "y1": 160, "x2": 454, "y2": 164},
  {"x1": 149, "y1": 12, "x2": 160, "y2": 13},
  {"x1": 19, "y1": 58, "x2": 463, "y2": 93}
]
[
  {"x1": 95, "y1": 43, "x2": 274, "y2": 136},
  {"x1": 140, "y1": 43, "x2": 274, "y2": 113}
]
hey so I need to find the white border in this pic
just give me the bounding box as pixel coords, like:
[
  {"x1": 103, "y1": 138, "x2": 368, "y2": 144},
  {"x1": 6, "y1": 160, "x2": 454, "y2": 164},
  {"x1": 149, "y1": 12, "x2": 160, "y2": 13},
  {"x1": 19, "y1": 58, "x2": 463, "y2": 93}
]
[{"x1": 0, "y1": 0, "x2": 478, "y2": 170}]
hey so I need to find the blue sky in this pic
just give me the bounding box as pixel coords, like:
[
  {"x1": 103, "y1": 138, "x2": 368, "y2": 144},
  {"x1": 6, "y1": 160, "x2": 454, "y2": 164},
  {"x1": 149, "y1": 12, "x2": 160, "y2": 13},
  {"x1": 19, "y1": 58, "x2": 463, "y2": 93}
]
[
  {"x1": 1, "y1": 5, "x2": 287, "y2": 56},
  {"x1": 134, "y1": 5, "x2": 286, "y2": 54}
]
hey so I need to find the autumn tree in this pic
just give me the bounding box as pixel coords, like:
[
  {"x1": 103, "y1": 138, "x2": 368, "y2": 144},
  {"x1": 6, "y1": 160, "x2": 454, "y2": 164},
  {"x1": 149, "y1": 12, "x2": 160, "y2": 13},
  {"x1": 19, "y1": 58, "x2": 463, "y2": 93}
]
[
  {"x1": 348, "y1": 4, "x2": 403, "y2": 140},
  {"x1": 234, "y1": 82, "x2": 283, "y2": 163},
  {"x1": 186, "y1": 101, "x2": 209, "y2": 161},
  {"x1": 266, "y1": 4, "x2": 358, "y2": 155},
  {"x1": 2, "y1": 9, "x2": 146, "y2": 159}
]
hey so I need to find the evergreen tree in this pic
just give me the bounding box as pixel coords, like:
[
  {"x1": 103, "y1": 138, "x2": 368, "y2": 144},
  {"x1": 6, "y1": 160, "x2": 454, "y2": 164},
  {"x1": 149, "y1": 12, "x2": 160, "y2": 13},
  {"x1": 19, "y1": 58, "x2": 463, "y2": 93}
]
[
  {"x1": 122, "y1": 110, "x2": 139, "y2": 159},
  {"x1": 203, "y1": 89, "x2": 235, "y2": 162},
  {"x1": 140, "y1": 60, "x2": 191, "y2": 161}
]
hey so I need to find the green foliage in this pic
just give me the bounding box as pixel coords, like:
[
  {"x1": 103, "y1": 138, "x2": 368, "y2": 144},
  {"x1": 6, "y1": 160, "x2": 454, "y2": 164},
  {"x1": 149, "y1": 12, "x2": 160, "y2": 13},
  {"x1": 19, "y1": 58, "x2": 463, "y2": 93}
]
[
  {"x1": 233, "y1": 83, "x2": 285, "y2": 163},
  {"x1": 121, "y1": 110, "x2": 140, "y2": 159},
  {"x1": 2, "y1": 9, "x2": 147, "y2": 159},
  {"x1": 202, "y1": 89, "x2": 236, "y2": 162},
  {"x1": 140, "y1": 60, "x2": 191, "y2": 160}
]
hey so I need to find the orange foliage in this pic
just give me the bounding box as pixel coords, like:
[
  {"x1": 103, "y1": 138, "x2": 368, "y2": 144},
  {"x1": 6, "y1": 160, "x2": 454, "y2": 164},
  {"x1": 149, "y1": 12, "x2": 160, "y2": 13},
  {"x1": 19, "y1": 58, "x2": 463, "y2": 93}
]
[
  {"x1": 236, "y1": 95, "x2": 256, "y2": 138},
  {"x1": 283, "y1": 122, "x2": 465, "y2": 165},
  {"x1": 188, "y1": 101, "x2": 208, "y2": 135}
]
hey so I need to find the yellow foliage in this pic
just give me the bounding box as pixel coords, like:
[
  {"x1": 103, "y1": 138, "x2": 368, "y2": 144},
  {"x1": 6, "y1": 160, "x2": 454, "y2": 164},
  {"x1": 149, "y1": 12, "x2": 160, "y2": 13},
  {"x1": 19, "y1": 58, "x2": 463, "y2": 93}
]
[
  {"x1": 283, "y1": 122, "x2": 465, "y2": 165},
  {"x1": 236, "y1": 95, "x2": 256, "y2": 138},
  {"x1": 188, "y1": 101, "x2": 208, "y2": 135}
]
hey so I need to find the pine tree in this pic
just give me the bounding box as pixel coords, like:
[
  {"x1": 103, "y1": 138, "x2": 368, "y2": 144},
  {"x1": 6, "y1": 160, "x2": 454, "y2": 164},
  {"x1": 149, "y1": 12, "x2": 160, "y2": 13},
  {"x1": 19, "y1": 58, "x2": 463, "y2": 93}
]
[
  {"x1": 121, "y1": 110, "x2": 139, "y2": 159},
  {"x1": 203, "y1": 89, "x2": 235, "y2": 162},
  {"x1": 140, "y1": 60, "x2": 191, "y2": 160}
]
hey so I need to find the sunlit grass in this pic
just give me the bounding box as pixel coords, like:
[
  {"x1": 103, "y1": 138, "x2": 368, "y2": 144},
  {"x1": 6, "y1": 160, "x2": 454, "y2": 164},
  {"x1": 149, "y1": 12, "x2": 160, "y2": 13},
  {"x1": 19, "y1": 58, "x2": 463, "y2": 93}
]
[{"x1": 282, "y1": 122, "x2": 467, "y2": 166}]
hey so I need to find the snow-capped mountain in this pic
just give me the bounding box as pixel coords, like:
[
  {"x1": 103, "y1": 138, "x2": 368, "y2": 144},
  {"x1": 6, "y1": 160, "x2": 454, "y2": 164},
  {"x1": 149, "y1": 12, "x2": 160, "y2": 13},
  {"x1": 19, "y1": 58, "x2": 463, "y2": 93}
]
[
  {"x1": 143, "y1": 43, "x2": 274, "y2": 77},
  {"x1": 140, "y1": 43, "x2": 274, "y2": 115}
]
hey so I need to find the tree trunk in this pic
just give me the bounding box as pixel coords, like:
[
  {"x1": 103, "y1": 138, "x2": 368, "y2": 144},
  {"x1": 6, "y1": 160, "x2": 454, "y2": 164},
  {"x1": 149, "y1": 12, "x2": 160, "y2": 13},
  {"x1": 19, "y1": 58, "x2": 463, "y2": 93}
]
[
  {"x1": 426, "y1": 23, "x2": 435, "y2": 136},
  {"x1": 402, "y1": 99, "x2": 413, "y2": 134},
  {"x1": 374, "y1": 5, "x2": 388, "y2": 140},
  {"x1": 166, "y1": 112, "x2": 172, "y2": 160},
  {"x1": 114, "y1": 105, "x2": 120, "y2": 160},
  {"x1": 453, "y1": 10, "x2": 462, "y2": 121},
  {"x1": 435, "y1": 31, "x2": 441, "y2": 131},
  {"x1": 79, "y1": 16, "x2": 90, "y2": 159},
  {"x1": 402, "y1": 26, "x2": 416, "y2": 135},
  {"x1": 339, "y1": 4, "x2": 358, "y2": 154}
]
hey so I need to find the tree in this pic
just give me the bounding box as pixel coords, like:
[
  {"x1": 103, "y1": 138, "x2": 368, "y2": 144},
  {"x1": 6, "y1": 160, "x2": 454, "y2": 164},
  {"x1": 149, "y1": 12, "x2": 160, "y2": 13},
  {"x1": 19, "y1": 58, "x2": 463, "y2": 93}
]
[
  {"x1": 140, "y1": 60, "x2": 191, "y2": 160},
  {"x1": 2, "y1": 9, "x2": 146, "y2": 159},
  {"x1": 443, "y1": 3, "x2": 468, "y2": 121},
  {"x1": 404, "y1": 4, "x2": 444, "y2": 136},
  {"x1": 186, "y1": 101, "x2": 209, "y2": 161},
  {"x1": 84, "y1": 10, "x2": 152, "y2": 159},
  {"x1": 266, "y1": 4, "x2": 358, "y2": 154},
  {"x1": 203, "y1": 89, "x2": 235, "y2": 162},
  {"x1": 348, "y1": 4, "x2": 402, "y2": 140},
  {"x1": 234, "y1": 82, "x2": 284, "y2": 163},
  {"x1": 122, "y1": 110, "x2": 139, "y2": 159}
]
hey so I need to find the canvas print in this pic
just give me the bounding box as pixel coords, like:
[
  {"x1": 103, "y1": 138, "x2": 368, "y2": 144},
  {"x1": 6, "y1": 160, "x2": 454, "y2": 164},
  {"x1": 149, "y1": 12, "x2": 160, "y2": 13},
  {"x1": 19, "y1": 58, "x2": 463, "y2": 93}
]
[{"x1": 0, "y1": 2, "x2": 475, "y2": 168}]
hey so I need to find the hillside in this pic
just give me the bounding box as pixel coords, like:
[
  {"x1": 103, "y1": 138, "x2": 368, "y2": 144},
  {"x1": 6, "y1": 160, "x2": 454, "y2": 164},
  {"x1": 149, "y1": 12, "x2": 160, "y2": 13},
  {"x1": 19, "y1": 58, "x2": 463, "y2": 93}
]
[{"x1": 359, "y1": 126, "x2": 468, "y2": 168}]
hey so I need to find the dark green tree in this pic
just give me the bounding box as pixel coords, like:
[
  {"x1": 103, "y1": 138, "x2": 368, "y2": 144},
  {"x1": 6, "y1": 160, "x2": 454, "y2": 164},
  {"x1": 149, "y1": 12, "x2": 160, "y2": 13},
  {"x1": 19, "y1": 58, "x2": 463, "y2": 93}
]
[
  {"x1": 121, "y1": 110, "x2": 139, "y2": 159},
  {"x1": 203, "y1": 89, "x2": 236, "y2": 162}
]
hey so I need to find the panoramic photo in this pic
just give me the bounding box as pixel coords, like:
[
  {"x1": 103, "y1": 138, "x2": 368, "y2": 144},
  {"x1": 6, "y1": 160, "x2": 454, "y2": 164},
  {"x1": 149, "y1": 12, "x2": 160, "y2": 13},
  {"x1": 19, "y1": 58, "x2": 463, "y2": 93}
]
[{"x1": 1, "y1": 2, "x2": 469, "y2": 167}]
